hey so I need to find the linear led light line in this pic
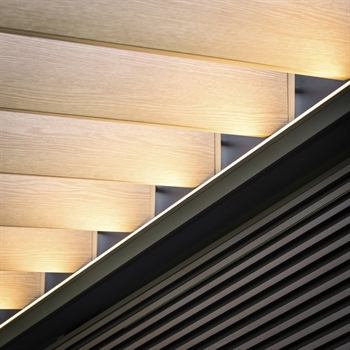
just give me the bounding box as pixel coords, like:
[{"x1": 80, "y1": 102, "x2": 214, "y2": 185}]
[{"x1": 1, "y1": 80, "x2": 349, "y2": 329}]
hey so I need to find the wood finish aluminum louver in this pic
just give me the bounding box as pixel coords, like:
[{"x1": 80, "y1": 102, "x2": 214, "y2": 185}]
[
  {"x1": 1, "y1": 0, "x2": 349, "y2": 79},
  {"x1": 0, "y1": 174, "x2": 153, "y2": 232},
  {"x1": 0, "y1": 272, "x2": 43, "y2": 310},
  {"x1": 0, "y1": 111, "x2": 214, "y2": 187},
  {"x1": 0, "y1": 33, "x2": 288, "y2": 136},
  {"x1": 0, "y1": 227, "x2": 95, "y2": 273}
]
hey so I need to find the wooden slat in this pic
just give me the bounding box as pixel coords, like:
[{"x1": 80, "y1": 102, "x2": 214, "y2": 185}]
[
  {"x1": 0, "y1": 111, "x2": 214, "y2": 187},
  {"x1": 0, "y1": 33, "x2": 288, "y2": 137},
  {"x1": 0, "y1": 272, "x2": 42, "y2": 309},
  {"x1": 0, "y1": 227, "x2": 94, "y2": 273},
  {"x1": 0, "y1": 0, "x2": 348, "y2": 79},
  {"x1": 0, "y1": 174, "x2": 152, "y2": 232}
]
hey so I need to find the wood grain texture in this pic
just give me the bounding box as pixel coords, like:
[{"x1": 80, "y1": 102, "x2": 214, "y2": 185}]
[
  {"x1": 0, "y1": 227, "x2": 94, "y2": 273},
  {"x1": 0, "y1": 111, "x2": 214, "y2": 187},
  {"x1": 0, "y1": 0, "x2": 348, "y2": 79},
  {"x1": 0, "y1": 272, "x2": 42, "y2": 309},
  {"x1": 0, "y1": 33, "x2": 288, "y2": 137},
  {"x1": 0, "y1": 174, "x2": 152, "y2": 232}
]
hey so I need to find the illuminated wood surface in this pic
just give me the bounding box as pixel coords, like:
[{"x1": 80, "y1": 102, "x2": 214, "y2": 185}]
[
  {"x1": 0, "y1": 33, "x2": 288, "y2": 137},
  {"x1": 0, "y1": 174, "x2": 152, "y2": 232},
  {"x1": 0, "y1": 227, "x2": 94, "y2": 273},
  {"x1": 0, "y1": 272, "x2": 42, "y2": 309},
  {"x1": 0, "y1": 111, "x2": 214, "y2": 187},
  {"x1": 0, "y1": 0, "x2": 348, "y2": 79}
]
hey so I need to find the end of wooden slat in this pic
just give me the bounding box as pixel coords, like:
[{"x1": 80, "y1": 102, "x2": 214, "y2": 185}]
[
  {"x1": 150, "y1": 185, "x2": 156, "y2": 219},
  {"x1": 92, "y1": 231, "x2": 98, "y2": 260},
  {"x1": 40, "y1": 273, "x2": 45, "y2": 296},
  {"x1": 214, "y1": 133, "x2": 221, "y2": 175},
  {"x1": 288, "y1": 74, "x2": 295, "y2": 122}
]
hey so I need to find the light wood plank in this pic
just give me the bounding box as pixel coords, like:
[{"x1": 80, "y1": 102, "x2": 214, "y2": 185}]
[
  {"x1": 0, "y1": 0, "x2": 348, "y2": 79},
  {"x1": 0, "y1": 174, "x2": 152, "y2": 232},
  {"x1": 0, "y1": 33, "x2": 288, "y2": 137},
  {"x1": 0, "y1": 227, "x2": 94, "y2": 273},
  {"x1": 0, "y1": 111, "x2": 214, "y2": 187},
  {"x1": 0, "y1": 272, "x2": 42, "y2": 309}
]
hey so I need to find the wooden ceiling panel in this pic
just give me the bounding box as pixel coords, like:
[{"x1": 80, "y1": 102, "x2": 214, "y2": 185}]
[
  {"x1": 0, "y1": 174, "x2": 152, "y2": 232},
  {"x1": 0, "y1": 33, "x2": 288, "y2": 137},
  {"x1": 0, "y1": 272, "x2": 42, "y2": 309},
  {"x1": 0, "y1": 0, "x2": 348, "y2": 79},
  {"x1": 0, "y1": 111, "x2": 214, "y2": 187},
  {"x1": 0, "y1": 227, "x2": 94, "y2": 273}
]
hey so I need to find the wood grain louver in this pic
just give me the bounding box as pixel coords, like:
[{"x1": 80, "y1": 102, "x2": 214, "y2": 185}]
[
  {"x1": 0, "y1": 0, "x2": 348, "y2": 79},
  {"x1": 0, "y1": 111, "x2": 214, "y2": 187},
  {"x1": 0, "y1": 272, "x2": 43, "y2": 309},
  {"x1": 0, "y1": 33, "x2": 288, "y2": 137},
  {"x1": 0, "y1": 227, "x2": 95, "y2": 273},
  {"x1": 0, "y1": 174, "x2": 152, "y2": 232}
]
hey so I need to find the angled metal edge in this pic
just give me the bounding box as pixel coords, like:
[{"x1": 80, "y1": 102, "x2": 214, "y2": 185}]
[{"x1": 0, "y1": 82, "x2": 349, "y2": 347}]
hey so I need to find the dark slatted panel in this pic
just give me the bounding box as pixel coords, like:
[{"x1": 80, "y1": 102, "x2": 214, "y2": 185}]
[{"x1": 68, "y1": 159, "x2": 349, "y2": 349}]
